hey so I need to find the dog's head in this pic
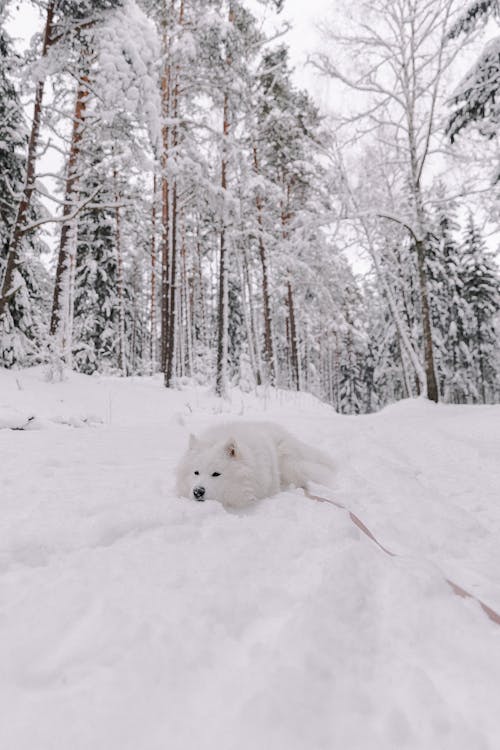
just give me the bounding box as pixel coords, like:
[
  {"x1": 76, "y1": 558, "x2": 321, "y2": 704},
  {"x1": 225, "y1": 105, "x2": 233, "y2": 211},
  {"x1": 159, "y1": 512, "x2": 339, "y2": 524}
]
[{"x1": 176, "y1": 433, "x2": 250, "y2": 506}]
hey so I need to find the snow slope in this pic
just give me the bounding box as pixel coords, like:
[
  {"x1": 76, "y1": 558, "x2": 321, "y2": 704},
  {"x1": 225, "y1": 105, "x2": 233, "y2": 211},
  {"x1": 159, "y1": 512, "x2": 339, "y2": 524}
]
[{"x1": 1, "y1": 367, "x2": 500, "y2": 750}]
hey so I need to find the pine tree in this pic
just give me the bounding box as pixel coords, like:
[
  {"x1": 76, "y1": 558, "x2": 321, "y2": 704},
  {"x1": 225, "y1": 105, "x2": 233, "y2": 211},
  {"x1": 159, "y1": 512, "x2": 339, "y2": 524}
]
[
  {"x1": 0, "y1": 25, "x2": 23, "y2": 261},
  {"x1": 461, "y1": 215, "x2": 500, "y2": 402},
  {"x1": 253, "y1": 44, "x2": 327, "y2": 391},
  {"x1": 0, "y1": 18, "x2": 49, "y2": 367},
  {"x1": 426, "y1": 202, "x2": 467, "y2": 401},
  {"x1": 447, "y1": 1, "x2": 500, "y2": 146},
  {"x1": 72, "y1": 147, "x2": 119, "y2": 374}
]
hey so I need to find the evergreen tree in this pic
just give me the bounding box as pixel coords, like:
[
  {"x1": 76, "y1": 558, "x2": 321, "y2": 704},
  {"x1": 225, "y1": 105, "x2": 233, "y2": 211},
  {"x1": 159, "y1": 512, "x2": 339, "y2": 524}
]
[
  {"x1": 337, "y1": 327, "x2": 367, "y2": 415},
  {"x1": 253, "y1": 44, "x2": 327, "y2": 391},
  {"x1": 447, "y1": 1, "x2": 500, "y2": 150},
  {"x1": 227, "y1": 260, "x2": 243, "y2": 383},
  {"x1": 426, "y1": 202, "x2": 467, "y2": 401},
  {"x1": 0, "y1": 24, "x2": 23, "y2": 260},
  {"x1": 72, "y1": 147, "x2": 119, "y2": 374},
  {"x1": 0, "y1": 17, "x2": 49, "y2": 367},
  {"x1": 461, "y1": 215, "x2": 500, "y2": 402}
]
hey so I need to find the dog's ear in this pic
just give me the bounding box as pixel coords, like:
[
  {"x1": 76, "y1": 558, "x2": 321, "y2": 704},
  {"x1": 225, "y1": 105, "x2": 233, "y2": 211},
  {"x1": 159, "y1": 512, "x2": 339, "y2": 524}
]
[
  {"x1": 188, "y1": 433, "x2": 199, "y2": 451},
  {"x1": 224, "y1": 438, "x2": 240, "y2": 459}
]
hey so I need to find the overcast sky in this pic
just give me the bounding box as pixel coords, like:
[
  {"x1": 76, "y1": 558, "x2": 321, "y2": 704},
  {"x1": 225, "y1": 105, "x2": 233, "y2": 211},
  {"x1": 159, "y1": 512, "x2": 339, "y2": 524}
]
[{"x1": 264, "y1": 0, "x2": 333, "y2": 105}]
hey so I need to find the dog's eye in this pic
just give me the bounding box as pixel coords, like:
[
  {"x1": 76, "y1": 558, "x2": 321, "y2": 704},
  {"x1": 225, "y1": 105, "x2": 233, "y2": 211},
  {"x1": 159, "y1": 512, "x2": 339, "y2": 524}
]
[
  {"x1": 211, "y1": 472, "x2": 221, "y2": 477},
  {"x1": 194, "y1": 471, "x2": 199, "y2": 476}
]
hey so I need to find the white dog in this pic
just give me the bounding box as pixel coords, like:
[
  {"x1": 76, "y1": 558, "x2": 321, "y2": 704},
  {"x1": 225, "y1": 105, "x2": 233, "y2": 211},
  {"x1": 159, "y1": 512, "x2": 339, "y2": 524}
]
[{"x1": 175, "y1": 421, "x2": 334, "y2": 508}]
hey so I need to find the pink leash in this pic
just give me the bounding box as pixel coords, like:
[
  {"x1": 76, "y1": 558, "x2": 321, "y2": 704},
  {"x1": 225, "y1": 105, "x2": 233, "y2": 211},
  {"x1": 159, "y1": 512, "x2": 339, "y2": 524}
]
[{"x1": 306, "y1": 491, "x2": 500, "y2": 627}]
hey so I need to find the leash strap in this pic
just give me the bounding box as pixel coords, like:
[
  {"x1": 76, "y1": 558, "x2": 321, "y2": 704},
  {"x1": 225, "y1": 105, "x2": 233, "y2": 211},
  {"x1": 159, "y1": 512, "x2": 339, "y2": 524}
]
[{"x1": 306, "y1": 491, "x2": 500, "y2": 627}]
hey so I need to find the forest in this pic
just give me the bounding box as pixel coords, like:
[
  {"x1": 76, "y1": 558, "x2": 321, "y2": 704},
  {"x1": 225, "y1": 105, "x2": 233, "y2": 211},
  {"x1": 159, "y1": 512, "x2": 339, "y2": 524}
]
[{"x1": 1, "y1": 0, "x2": 499, "y2": 413}]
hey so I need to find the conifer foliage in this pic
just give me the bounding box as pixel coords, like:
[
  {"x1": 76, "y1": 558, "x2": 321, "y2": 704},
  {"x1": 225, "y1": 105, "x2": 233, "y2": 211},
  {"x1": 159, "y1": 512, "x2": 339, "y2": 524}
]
[
  {"x1": 0, "y1": 17, "x2": 49, "y2": 367},
  {"x1": 447, "y1": 0, "x2": 500, "y2": 145},
  {"x1": 0, "y1": 0, "x2": 499, "y2": 411}
]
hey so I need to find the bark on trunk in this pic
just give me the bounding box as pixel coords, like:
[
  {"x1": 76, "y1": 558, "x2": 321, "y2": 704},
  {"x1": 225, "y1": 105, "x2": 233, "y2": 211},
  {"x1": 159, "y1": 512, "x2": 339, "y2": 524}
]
[
  {"x1": 165, "y1": 173, "x2": 177, "y2": 386},
  {"x1": 215, "y1": 4, "x2": 234, "y2": 397},
  {"x1": 252, "y1": 144, "x2": 274, "y2": 384},
  {"x1": 181, "y1": 221, "x2": 194, "y2": 377},
  {"x1": 281, "y1": 189, "x2": 299, "y2": 391},
  {"x1": 477, "y1": 316, "x2": 485, "y2": 404},
  {"x1": 0, "y1": 0, "x2": 56, "y2": 317},
  {"x1": 287, "y1": 280, "x2": 299, "y2": 391},
  {"x1": 114, "y1": 169, "x2": 126, "y2": 375},
  {"x1": 415, "y1": 237, "x2": 439, "y2": 402},
  {"x1": 161, "y1": 0, "x2": 184, "y2": 386},
  {"x1": 160, "y1": 54, "x2": 170, "y2": 374},
  {"x1": 50, "y1": 71, "x2": 90, "y2": 338},
  {"x1": 164, "y1": 51, "x2": 182, "y2": 386},
  {"x1": 195, "y1": 234, "x2": 207, "y2": 347},
  {"x1": 408, "y1": 113, "x2": 439, "y2": 403},
  {"x1": 215, "y1": 89, "x2": 230, "y2": 397},
  {"x1": 150, "y1": 173, "x2": 157, "y2": 370}
]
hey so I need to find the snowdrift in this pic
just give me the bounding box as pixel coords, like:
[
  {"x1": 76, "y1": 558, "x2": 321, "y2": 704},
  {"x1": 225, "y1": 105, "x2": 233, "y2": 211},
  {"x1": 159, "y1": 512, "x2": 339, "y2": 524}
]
[{"x1": 1, "y1": 367, "x2": 500, "y2": 750}]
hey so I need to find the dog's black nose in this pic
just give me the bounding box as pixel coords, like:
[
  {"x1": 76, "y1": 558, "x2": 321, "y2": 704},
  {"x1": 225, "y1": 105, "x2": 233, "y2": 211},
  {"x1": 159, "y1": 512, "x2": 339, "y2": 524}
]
[{"x1": 193, "y1": 486, "x2": 206, "y2": 501}]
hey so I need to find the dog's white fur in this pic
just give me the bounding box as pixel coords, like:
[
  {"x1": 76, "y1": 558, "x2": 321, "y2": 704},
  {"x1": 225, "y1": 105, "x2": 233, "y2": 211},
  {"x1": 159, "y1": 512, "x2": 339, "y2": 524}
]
[{"x1": 175, "y1": 421, "x2": 334, "y2": 508}]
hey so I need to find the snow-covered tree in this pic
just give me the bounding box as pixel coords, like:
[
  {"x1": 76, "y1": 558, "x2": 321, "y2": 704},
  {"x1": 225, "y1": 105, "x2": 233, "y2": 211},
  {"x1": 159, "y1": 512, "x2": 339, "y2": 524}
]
[
  {"x1": 314, "y1": 0, "x2": 468, "y2": 402},
  {"x1": 460, "y1": 215, "x2": 500, "y2": 402},
  {"x1": 0, "y1": 15, "x2": 49, "y2": 367},
  {"x1": 447, "y1": 1, "x2": 500, "y2": 154},
  {"x1": 72, "y1": 145, "x2": 120, "y2": 374}
]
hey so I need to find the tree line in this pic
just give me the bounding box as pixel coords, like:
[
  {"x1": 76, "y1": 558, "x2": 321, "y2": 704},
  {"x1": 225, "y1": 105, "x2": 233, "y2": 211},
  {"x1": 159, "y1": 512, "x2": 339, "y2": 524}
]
[{"x1": 0, "y1": 0, "x2": 499, "y2": 412}]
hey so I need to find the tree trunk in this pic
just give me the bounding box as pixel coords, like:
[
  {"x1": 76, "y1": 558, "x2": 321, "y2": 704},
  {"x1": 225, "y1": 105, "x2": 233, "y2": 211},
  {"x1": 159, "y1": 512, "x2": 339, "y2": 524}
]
[
  {"x1": 181, "y1": 219, "x2": 194, "y2": 377},
  {"x1": 0, "y1": 0, "x2": 56, "y2": 317},
  {"x1": 50, "y1": 70, "x2": 90, "y2": 339},
  {"x1": 409, "y1": 111, "x2": 439, "y2": 402},
  {"x1": 114, "y1": 168, "x2": 126, "y2": 375},
  {"x1": 215, "y1": 88, "x2": 230, "y2": 397},
  {"x1": 160, "y1": 15, "x2": 171, "y2": 374},
  {"x1": 239, "y1": 245, "x2": 261, "y2": 386},
  {"x1": 477, "y1": 316, "x2": 485, "y2": 403},
  {"x1": 287, "y1": 280, "x2": 299, "y2": 391},
  {"x1": 150, "y1": 172, "x2": 157, "y2": 371},
  {"x1": 215, "y1": 5, "x2": 234, "y2": 397},
  {"x1": 252, "y1": 144, "x2": 274, "y2": 384},
  {"x1": 165, "y1": 49, "x2": 182, "y2": 386},
  {"x1": 415, "y1": 237, "x2": 439, "y2": 402},
  {"x1": 281, "y1": 187, "x2": 299, "y2": 391},
  {"x1": 195, "y1": 232, "x2": 207, "y2": 348},
  {"x1": 165, "y1": 173, "x2": 177, "y2": 386},
  {"x1": 162, "y1": 0, "x2": 184, "y2": 387}
]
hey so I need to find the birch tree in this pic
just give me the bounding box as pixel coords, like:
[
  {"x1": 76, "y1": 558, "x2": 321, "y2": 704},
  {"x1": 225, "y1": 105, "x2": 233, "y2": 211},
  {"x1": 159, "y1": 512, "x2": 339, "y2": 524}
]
[{"x1": 314, "y1": 0, "x2": 465, "y2": 401}]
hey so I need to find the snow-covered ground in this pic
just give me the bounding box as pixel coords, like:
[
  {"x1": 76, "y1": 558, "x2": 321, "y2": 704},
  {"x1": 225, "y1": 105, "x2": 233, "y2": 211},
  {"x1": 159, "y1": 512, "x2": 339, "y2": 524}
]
[{"x1": 1, "y1": 367, "x2": 500, "y2": 750}]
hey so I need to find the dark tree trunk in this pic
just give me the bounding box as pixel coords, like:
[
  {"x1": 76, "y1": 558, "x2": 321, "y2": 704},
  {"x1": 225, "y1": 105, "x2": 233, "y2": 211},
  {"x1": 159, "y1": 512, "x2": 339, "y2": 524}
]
[
  {"x1": 165, "y1": 173, "x2": 177, "y2": 386},
  {"x1": 287, "y1": 281, "x2": 299, "y2": 391},
  {"x1": 150, "y1": 172, "x2": 157, "y2": 369},
  {"x1": 160, "y1": 50, "x2": 170, "y2": 374},
  {"x1": 215, "y1": 4, "x2": 234, "y2": 397},
  {"x1": 195, "y1": 234, "x2": 207, "y2": 347},
  {"x1": 281, "y1": 186, "x2": 299, "y2": 391},
  {"x1": 114, "y1": 168, "x2": 126, "y2": 375},
  {"x1": 0, "y1": 0, "x2": 56, "y2": 317},
  {"x1": 477, "y1": 316, "x2": 485, "y2": 403},
  {"x1": 50, "y1": 71, "x2": 89, "y2": 337},
  {"x1": 252, "y1": 144, "x2": 274, "y2": 384},
  {"x1": 162, "y1": 0, "x2": 184, "y2": 387},
  {"x1": 215, "y1": 90, "x2": 230, "y2": 397},
  {"x1": 415, "y1": 238, "x2": 439, "y2": 402}
]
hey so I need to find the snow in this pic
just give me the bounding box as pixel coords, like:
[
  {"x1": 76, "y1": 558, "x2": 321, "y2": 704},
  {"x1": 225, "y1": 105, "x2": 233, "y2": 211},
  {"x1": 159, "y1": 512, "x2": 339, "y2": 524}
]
[
  {"x1": 97, "y1": 0, "x2": 161, "y2": 146},
  {"x1": 1, "y1": 367, "x2": 500, "y2": 750}
]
